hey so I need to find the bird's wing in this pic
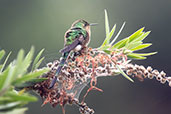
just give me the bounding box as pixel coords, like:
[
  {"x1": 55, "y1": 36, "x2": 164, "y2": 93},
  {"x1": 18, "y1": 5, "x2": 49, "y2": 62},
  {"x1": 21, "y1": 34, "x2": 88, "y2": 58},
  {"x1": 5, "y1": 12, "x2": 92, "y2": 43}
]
[{"x1": 60, "y1": 35, "x2": 84, "y2": 53}]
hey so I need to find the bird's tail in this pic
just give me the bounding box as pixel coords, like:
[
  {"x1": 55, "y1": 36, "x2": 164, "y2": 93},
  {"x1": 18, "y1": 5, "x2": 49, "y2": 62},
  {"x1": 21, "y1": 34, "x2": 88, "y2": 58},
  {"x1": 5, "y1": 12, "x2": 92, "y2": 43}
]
[{"x1": 49, "y1": 52, "x2": 70, "y2": 89}]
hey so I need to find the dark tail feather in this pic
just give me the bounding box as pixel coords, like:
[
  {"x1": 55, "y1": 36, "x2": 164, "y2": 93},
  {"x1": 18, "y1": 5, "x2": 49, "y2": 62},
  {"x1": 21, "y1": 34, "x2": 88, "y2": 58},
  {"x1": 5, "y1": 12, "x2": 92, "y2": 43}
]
[
  {"x1": 49, "y1": 52, "x2": 69, "y2": 89},
  {"x1": 49, "y1": 76, "x2": 57, "y2": 89},
  {"x1": 60, "y1": 39, "x2": 79, "y2": 53}
]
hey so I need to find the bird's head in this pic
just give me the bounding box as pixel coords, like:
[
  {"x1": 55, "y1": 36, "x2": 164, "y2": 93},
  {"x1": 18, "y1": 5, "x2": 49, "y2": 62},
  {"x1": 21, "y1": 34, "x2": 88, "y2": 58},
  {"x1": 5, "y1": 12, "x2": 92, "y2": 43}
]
[{"x1": 71, "y1": 19, "x2": 97, "y2": 31}]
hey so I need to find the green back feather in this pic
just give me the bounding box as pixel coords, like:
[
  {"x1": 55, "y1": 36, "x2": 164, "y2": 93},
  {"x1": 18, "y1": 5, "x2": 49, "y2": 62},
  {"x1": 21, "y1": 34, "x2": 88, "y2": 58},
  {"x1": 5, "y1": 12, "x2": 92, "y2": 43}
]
[{"x1": 66, "y1": 27, "x2": 87, "y2": 45}]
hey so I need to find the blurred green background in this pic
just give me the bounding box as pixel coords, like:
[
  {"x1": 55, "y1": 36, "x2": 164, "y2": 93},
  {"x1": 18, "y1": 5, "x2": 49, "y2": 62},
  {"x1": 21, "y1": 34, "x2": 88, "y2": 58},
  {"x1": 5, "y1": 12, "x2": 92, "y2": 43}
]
[{"x1": 0, "y1": 0, "x2": 171, "y2": 114}]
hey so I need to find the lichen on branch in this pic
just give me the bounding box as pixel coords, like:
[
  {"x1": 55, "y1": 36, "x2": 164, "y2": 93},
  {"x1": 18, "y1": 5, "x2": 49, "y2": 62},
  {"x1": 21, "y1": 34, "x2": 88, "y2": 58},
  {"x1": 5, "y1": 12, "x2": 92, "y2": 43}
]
[{"x1": 31, "y1": 47, "x2": 170, "y2": 114}]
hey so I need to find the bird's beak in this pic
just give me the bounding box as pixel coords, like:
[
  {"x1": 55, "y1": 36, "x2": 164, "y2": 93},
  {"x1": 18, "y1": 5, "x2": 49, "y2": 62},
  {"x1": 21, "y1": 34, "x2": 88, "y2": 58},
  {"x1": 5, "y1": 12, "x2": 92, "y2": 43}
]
[{"x1": 90, "y1": 23, "x2": 98, "y2": 26}]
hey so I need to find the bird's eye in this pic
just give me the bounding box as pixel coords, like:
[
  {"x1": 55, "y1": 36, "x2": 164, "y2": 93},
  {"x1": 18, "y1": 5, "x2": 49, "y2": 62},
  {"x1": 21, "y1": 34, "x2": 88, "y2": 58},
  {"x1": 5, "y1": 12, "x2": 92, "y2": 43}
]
[{"x1": 84, "y1": 22, "x2": 88, "y2": 27}]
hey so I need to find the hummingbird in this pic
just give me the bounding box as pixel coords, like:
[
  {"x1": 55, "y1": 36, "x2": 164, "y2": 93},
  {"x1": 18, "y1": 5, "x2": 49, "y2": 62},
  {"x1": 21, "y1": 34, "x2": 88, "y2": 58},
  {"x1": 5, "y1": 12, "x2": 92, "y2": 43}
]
[{"x1": 49, "y1": 19, "x2": 97, "y2": 89}]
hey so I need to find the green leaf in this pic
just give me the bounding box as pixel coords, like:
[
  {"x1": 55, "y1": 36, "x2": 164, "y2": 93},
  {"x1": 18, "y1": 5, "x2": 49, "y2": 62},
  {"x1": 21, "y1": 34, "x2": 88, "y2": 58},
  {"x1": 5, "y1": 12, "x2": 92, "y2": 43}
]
[
  {"x1": 0, "y1": 68, "x2": 10, "y2": 90},
  {"x1": 133, "y1": 52, "x2": 157, "y2": 56},
  {"x1": 132, "y1": 31, "x2": 151, "y2": 42},
  {"x1": 127, "y1": 41, "x2": 142, "y2": 50},
  {"x1": 15, "y1": 78, "x2": 47, "y2": 89},
  {"x1": 15, "y1": 47, "x2": 34, "y2": 78},
  {"x1": 0, "y1": 96, "x2": 14, "y2": 104},
  {"x1": 127, "y1": 27, "x2": 145, "y2": 43},
  {"x1": 111, "y1": 27, "x2": 149, "y2": 50},
  {"x1": 14, "y1": 49, "x2": 25, "y2": 77},
  {"x1": 127, "y1": 53, "x2": 147, "y2": 60},
  {"x1": 131, "y1": 43, "x2": 152, "y2": 51},
  {"x1": 0, "y1": 47, "x2": 48, "y2": 113},
  {"x1": 12, "y1": 68, "x2": 49, "y2": 85},
  {"x1": 103, "y1": 50, "x2": 111, "y2": 54},
  {"x1": 111, "y1": 38, "x2": 128, "y2": 49},
  {"x1": 104, "y1": 9, "x2": 110, "y2": 37},
  {"x1": 100, "y1": 10, "x2": 126, "y2": 49},
  {"x1": 101, "y1": 24, "x2": 116, "y2": 48},
  {"x1": 6, "y1": 91, "x2": 37, "y2": 102},
  {"x1": 0, "y1": 52, "x2": 11, "y2": 72},
  {"x1": 124, "y1": 36, "x2": 130, "y2": 48},
  {"x1": 116, "y1": 65, "x2": 134, "y2": 82},
  {"x1": 99, "y1": 45, "x2": 111, "y2": 50},
  {"x1": 0, "y1": 101, "x2": 22, "y2": 111},
  {"x1": 32, "y1": 49, "x2": 45, "y2": 71},
  {"x1": 110, "y1": 22, "x2": 126, "y2": 45},
  {"x1": 0, "y1": 50, "x2": 5, "y2": 61},
  {"x1": 22, "y1": 47, "x2": 34, "y2": 72},
  {"x1": 109, "y1": 24, "x2": 116, "y2": 40},
  {"x1": 0, "y1": 65, "x2": 15, "y2": 91},
  {"x1": 104, "y1": 24, "x2": 117, "y2": 46},
  {"x1": 101, "y1": 9, "x2": 111, "y2": 47},
  {"x1": 32, "y1": 57, "x2": 44, "y2": 71},
  {"x1": 16, "y1": 50, "x2": 24, "y2": 65}
]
